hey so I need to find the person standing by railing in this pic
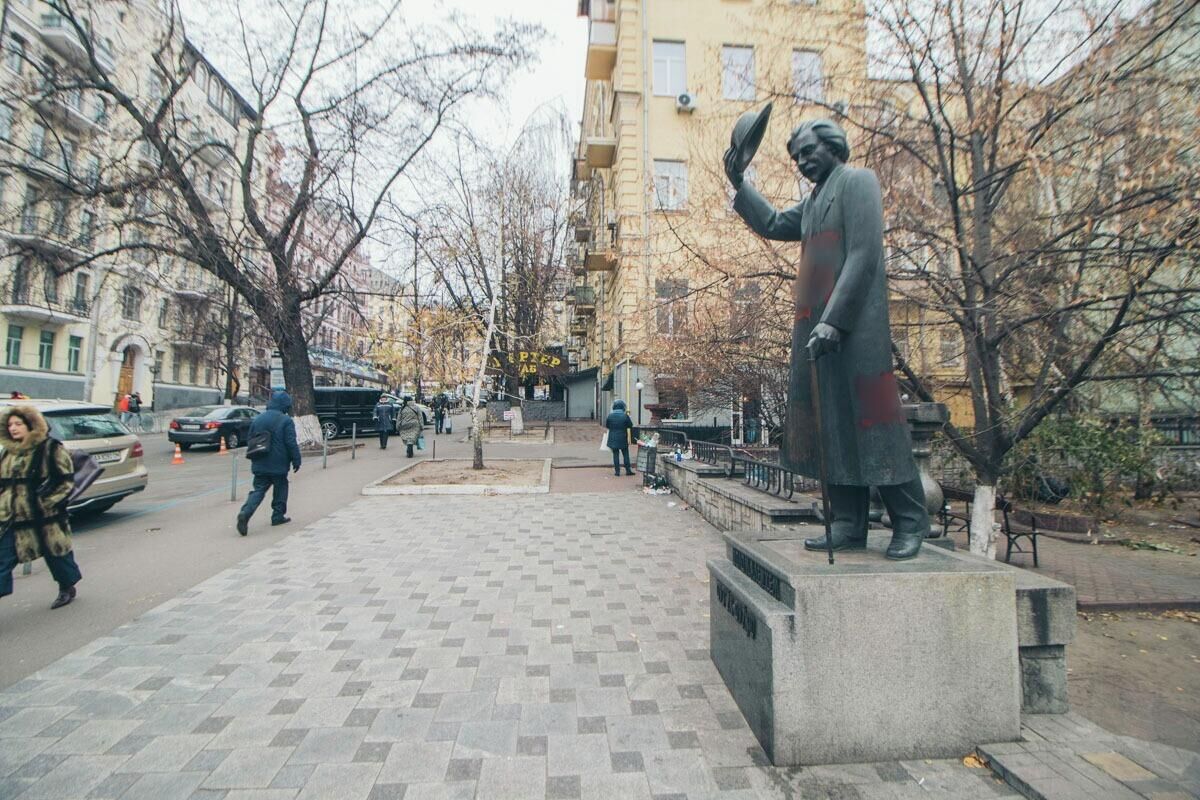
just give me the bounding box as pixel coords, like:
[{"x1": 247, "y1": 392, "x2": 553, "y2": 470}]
[{"x1": 604, "y1": 399, "x2": 635, "y2": 477}]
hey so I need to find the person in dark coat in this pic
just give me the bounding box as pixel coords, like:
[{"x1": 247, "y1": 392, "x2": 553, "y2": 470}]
[
  {"x1": 604, "y1": 399, "x2": 635, "y2": 477},
  {"x1": 236, "y1": 390, "x2": 301, "y2": 535},
  {"x1": 0, "y1": 405, "x2": 82, "y2": 608},
  {"x1": 725, "y1": 118, "x2": 929, "y2": 560},
  {"x1": 373, "y1": 396, "x2": 397, "y2": 449},
  {"x1": 432, "y1": 394, "x2": 448, "y2": 434}
]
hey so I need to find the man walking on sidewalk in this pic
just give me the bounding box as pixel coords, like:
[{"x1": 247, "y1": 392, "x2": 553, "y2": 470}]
[
  {"x1": 236, "y1": 390, "x2": 301, "y2": 535},
  {"x1": 374, "y1": 395, "x2": 397, "y2": 449}
]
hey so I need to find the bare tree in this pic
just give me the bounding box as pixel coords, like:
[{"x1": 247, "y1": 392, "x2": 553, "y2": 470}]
[
  {"x1": 1, "y1": 0, "x2": 540, "y2": 441},
  {"x1": 842, "y1": 0, "x2": 1200, "y2": 554}
]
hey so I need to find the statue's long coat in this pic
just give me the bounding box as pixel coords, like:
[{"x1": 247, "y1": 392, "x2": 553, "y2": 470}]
[{"x1": 734, "y1": 164, "x2": 918, "y2": 486}]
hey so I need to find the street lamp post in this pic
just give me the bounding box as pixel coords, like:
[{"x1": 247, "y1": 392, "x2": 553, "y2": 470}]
[{"x1": 635, "y1": 380, "x2": 643, "y2": 425}]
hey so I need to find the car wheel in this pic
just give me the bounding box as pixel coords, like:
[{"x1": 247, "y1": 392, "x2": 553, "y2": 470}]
[
  {"x1": 225, "y1": 431, "x2": 240, "y2": 449},
  {"x1": 321, "y1": 421, "x2": 338, "y2": 440},
  {"x1": 179, "y1": 443, "x2": 193, "y2": 451}
]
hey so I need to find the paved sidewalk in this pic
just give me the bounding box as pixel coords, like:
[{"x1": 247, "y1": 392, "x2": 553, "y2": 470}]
[
  {"x1": 947, "y1": 531, "x2": 1200, "y2": 611},
  {"x1": 1, "y1": 490, "x2": 1193, "y2": 799}
]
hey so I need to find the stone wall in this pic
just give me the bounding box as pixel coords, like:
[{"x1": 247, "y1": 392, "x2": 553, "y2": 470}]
[
  {"x1": 0, "y1": 369, "x2": 86, "y2": 400},
  {"x1": 662, "y1": 459, "x2": 818, "y2": 533}
]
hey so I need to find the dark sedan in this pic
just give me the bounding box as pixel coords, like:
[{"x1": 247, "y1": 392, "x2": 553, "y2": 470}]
[{"x1": 167, "y1": 405, "x2": 260, "y2": 450}]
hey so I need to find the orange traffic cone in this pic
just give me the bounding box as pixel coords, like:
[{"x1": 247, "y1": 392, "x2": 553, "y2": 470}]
[
  {"x1": 172, "y1": 443, "x2": 185, "y2": 465},
  {"x1": 218, "y1": 436, "x2": 228, "y2": 455}
]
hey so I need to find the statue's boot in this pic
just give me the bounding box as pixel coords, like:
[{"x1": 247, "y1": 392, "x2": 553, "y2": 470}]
[
  {"x1": 803, "y1": 532, "x2": 867, "y2": 552},
  {"x1": 885, "y1": 532, "x2": 923, "y2": 560}
]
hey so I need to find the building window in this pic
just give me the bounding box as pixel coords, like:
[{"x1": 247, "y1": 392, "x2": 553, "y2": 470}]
[
  {"x1": 73, "y1": 272, "x2": 89, "y2": 311},
  {"x1": 121, "y1": 284, "x2": 143, "y2": 321},
  {"x1": 189, "y1": 359, "x2": 198, "y2": 384},
  {"x1": 171, "y1": 348, "x2": 181, "y2": 383},
  {"x1": 5, "y1": 35, "x2": 24, "y2": 75},
  {"x1": 28, "y1": 122, "x2": 46, "y2": 160},
  {"x1": 938, "y1": 327, "x2": 961, "y2": 367},
  {"x1": 792, "y1": 50, "x2": 824, "y2": 104},
  {"x1": 158, "y1": 297, "x2": 169, "y2": 328},
  {"x1": 721, "y1": 46, "x2": 755, "y2": 101},
  {"x1": 651, "y1": 41, "x2": 686, "y2": 97},
  {"x1": 6, "y1": 325, "x2": 23, "y2": 366},
  {"x1": 78, "y1": 209, "x2": 96, "y2": 247},
  {"x1": 48, "y1": 198, "x2": 68, "y2": 237},
  {"x1": 43, "y1": 266, "x2": 58, "y2": 303},
  {"x1": 653, "y1": 160, "x2": 688, "y2": 210},
  {"x1": 11, "y1": 258, "x2": 30, "y2": 303},
  {"x1": 205, "y1": 365, "x2": 213, "y2": 386},
  {"x1": 0, "y1": 103, "x2": 12, "y2": 141},
  {"x1": 38, "y1": 330, "x2": 54, "y2": 370},
  {"x1": 656, "y1": 280, "x2": 688, "y2": 335},
  {"x1": 67, "y1": 335, "x2": 82, "y2": 373},
  {"x1": 153, "y1": 349, "x2": 164, "y2": 380}
]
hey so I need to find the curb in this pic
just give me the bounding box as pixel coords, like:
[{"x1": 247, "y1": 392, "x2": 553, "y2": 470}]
[
  {"x1": 1076, "y1": 599, "x2": 1200, "y2": 613},
  {"x1": 362, "y1": 458, "x2": 552, "y2": 495}
]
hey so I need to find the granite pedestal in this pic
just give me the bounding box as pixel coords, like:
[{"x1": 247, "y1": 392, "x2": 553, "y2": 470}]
[{"x1": 709, "y1": 532, "x2": 1022, "y2": 765}]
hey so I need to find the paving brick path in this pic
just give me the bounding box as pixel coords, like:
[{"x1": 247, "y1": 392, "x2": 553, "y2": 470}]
[
  {"x1": 1, "y1": 492, "x2": 1029, "y2": 799},
  {"x1": 948, "y1": 531, "x2": 1200, "y2": 610}
]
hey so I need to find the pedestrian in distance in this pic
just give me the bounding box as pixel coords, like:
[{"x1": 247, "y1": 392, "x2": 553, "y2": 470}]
[
  {"x1": 117, "y1": 393, "x2": 131, "y2": 426},
  {"x1": 127, "y1": 391, "x2": 142, "y2": 429},
  {"x1": 432, "y1": 393, "x2": 448, "y2": 434},
  {"x1": 395, "y1": 395, "x2": 423, "y2": 458},
  {"x1": 374, "y1": 395, "x2": 397, "y2": 449},
  {"x1": 0, "y1": 405, "x2": 83, "y2": 609},
  {"x1": 9, "y1": 390, "x2": 27, "y2": 400},
  {"x1": 604, "y1": 399, "x2": 635, "y2": 477},
  {"x1": 236, "y1": 390, "x2": 301, "y2": 536}
]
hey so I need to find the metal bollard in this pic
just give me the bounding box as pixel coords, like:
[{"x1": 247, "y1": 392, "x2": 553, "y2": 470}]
[
  {"x1": 230, "y1": 449, "x2": 238, "y2": 501},
  {"x1": 432, "y1": 439, "x2": 436, "y2": 460},
  {"x1": 322, "y1": 434, "x2": 328, "y2": 469},
  {"x1": 352, "y1": 423, "x2": 357, "y2": 460}
]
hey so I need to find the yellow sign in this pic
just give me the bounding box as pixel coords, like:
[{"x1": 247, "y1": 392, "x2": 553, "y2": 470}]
[{"x1": 488, "y1": 350, "x2": 566, "y2": 377}]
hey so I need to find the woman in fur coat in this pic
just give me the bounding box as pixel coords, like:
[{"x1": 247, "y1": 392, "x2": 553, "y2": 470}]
[{"x1": 0, "y1": 405, "x2": 82, "y2": 608}]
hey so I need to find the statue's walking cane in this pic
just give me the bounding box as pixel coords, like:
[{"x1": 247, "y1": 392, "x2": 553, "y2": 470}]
[{"x1": 809, "y1": 352, "x2": 836, "y2": 565}]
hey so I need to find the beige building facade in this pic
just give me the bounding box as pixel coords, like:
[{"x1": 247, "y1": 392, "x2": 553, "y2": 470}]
[
  {"x1": 568, "y1": 0, "x2": 868, "y2": 424},
  {"x1": 0, "y1": 0, "x2": 267, "y2": 410}
]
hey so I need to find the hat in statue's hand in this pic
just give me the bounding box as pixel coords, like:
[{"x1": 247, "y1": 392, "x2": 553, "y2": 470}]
[{"x1": 729, "y1": 102, "x2": 773, "y2": 174}]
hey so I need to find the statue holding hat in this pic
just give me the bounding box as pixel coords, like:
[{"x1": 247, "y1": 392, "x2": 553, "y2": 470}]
[{"x1": 724, "y1": 112, "x2": 930, "y2": 560}]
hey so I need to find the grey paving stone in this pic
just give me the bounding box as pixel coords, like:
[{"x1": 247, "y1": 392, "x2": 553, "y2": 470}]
[
  {"x1": 84, "y1": 771, "x2": 141, "y2": 799},
  {"x1": 203, "y1": 746, "x2": 292, "y2": 789},
  {"x1": 367, "y1": 783, "x2": 408, "y2": 800},
  {"x1": 288, "y1": 727, "x2": 367, "y2": 764},
  {"x1": 116, "y1": 771, "x2": 208, "y2": 800}
]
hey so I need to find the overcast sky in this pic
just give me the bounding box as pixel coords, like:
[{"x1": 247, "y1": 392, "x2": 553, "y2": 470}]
[{"x1": 180, "y1": 0, "x2": 588, "y2": 148}]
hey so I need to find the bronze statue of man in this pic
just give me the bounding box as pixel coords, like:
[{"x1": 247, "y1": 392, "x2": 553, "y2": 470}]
[{"x1": 724, "y1": 114, "x2": 929, "y2": 559}]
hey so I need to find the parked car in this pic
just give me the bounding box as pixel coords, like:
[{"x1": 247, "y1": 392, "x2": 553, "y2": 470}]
[
  {"x1": 168, "y1": 405, "x2": 260, "y2": 450},
  {"x1": 18, "y1": 399, "x2": 149, "y2": 515},
  {"x1": 314, "y1": 387, "x2": 386, "y2": 440}
]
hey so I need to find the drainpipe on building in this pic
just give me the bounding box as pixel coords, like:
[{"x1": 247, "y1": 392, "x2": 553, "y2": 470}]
[
  {"x1": 80, "y1": 264, "x2": 112, "y2": 403},
  {"x1": 639, "y1": 0, "x2": 652, "y2": 423}
]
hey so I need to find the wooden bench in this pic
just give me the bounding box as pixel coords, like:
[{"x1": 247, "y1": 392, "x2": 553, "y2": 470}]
[
  {"x1": 937, "y1": 485, "x2": 1097, "y2": 567},
  {"x1": 999, "y1": 502, "x2": 1097, "y2": 567}
]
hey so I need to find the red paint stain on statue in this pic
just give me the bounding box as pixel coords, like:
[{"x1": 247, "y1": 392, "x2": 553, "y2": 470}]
[{"x1": 856, "y1": 371, "x2": 904, "y2": 428}]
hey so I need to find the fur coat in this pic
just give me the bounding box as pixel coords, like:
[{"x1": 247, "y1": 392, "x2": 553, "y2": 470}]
[
  {"x1": 396, "y1": 403, "x2": 422, "y2": 446},
  {"x1": 0, "y1": 405, "x2": 75, "y2": 562}
]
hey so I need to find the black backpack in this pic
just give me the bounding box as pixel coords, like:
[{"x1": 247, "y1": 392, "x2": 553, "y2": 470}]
[{"x1": 245, "y1": 429, "x2": 272, "y2": 460}]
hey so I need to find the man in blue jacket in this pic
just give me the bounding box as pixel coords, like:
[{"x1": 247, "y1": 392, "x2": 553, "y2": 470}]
[{"x1": 236, "y1": 390, "x2": 302, "y2": 535}]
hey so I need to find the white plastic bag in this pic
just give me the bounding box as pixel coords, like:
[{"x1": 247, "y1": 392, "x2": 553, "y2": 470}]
[{"x1": 599, "y1": 433, "x2": 609, "y2": 451}]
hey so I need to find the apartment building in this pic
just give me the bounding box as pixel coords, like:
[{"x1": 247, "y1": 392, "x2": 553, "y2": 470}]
[
  {"x1": 0, "y1": 0, "x2": 268, "y2": 408},
  {"x1": 568, "y1": 0, "x2": 869, "y2": 425}
]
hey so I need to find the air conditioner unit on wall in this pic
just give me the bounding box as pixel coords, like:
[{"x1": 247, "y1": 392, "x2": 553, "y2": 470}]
[{"x1": 675, "y1": 92, "x2": 698, "y2": 113}]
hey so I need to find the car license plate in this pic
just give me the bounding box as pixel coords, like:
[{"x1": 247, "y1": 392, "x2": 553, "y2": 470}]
[
  {"x1": 94, "y1": 451, "x2": 122, "y2": 464},
  {"x1": 183, "y1": 424, "x2": 201, "y2": 430}
]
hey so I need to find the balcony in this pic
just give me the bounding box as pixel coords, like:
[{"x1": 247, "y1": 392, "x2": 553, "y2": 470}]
[
  {"x1": 172, "y1": 282, "x2": 216, "y2": 302},
  {"x1": 33, "y1": 89, "x2": 101, "y2": 134},
  {"x1": 1, "y1": 287, "x2": 90, "y2": 327},
  {"x1": 584, "y1": 135, "x2": 616, "y2": 169},
  {"x1": 191, "y1": 126, "x2": 231, "y2": 166},
  {"x1": 3, "y1": 218, "x2": 93, "y2": 261},
  {"x1": 584, "y1": 243, "x2": 617, "y2": 272},
  {"x1": 584, "y1": 18, "x2": 617, "y2": 80},
  {"x1": 40, "y1": 13, "x2": 115, "y2": 72},
  {"x1": 569, "y1": 285, "x2": 596, "y2": 311}
]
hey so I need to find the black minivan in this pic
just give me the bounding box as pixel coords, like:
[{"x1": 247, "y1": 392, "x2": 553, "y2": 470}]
[{"x1": 314, "y1": 387, "x2": 385, "y2": 440}]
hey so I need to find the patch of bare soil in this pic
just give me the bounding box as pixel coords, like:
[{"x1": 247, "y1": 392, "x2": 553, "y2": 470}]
[
  {"x1": 383, "y1": 459, "x2": 544, "y2": 487},
  {"x1": 1070, "y1": 610, "x2": 1200, "y2": 751}
]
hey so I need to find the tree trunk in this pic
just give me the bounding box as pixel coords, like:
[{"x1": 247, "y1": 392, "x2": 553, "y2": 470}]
[
  {"x1": 969, "y1": 483, "x2": 998, "y2": 559},
  {"x1": 472, "y1": 404, "x2": 485, "y2": 470},
  {"x1": 276, "y1": 312, "x2": 322, "y2": 446}
]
